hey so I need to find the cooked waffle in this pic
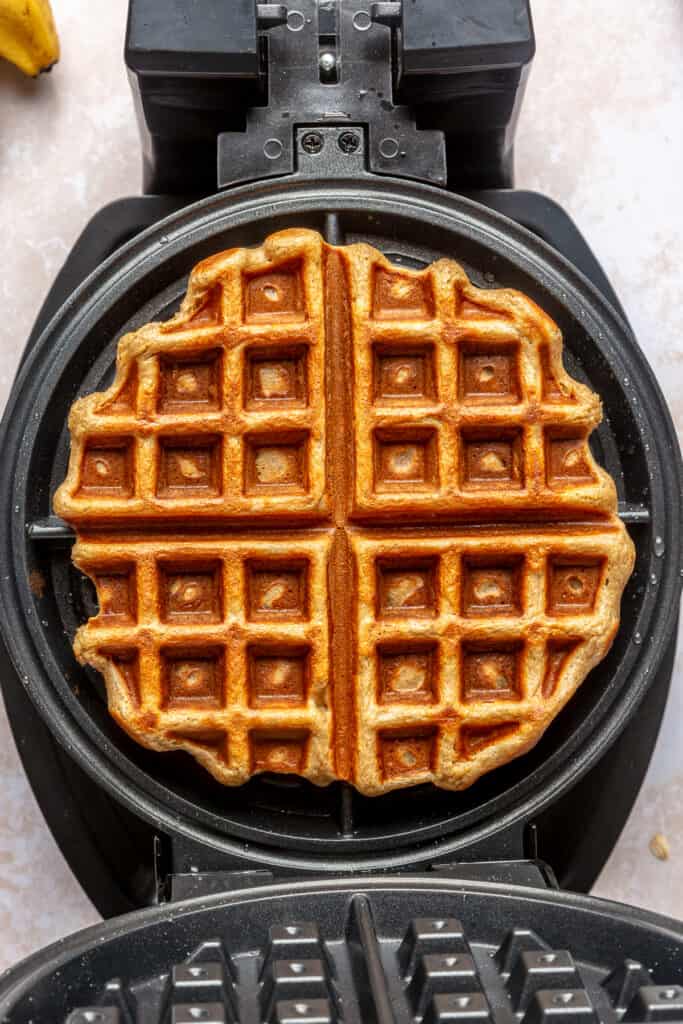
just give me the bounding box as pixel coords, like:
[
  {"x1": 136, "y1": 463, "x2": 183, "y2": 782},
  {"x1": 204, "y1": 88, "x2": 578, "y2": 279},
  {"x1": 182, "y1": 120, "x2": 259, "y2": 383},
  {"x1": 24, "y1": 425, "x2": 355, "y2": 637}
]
[{"x1": 55, "y1": 229, "x2": 635, "y2": 795}]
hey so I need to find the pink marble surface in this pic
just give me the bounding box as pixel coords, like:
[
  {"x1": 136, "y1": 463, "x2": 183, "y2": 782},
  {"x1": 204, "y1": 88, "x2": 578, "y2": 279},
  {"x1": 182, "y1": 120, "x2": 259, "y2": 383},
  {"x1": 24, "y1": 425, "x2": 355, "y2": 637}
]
[{"x1": 0, "y1": 0, "x2": 681, "y2": 972}]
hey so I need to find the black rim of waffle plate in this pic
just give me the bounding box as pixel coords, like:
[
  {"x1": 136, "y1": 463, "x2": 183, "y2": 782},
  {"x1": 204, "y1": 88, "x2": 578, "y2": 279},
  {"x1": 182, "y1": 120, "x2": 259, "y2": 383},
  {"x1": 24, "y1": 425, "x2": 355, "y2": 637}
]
[
  {"x1": 1, "y1": 876, "x2": 682, "y2": 1022},
  {"x1": 0, "y1": 176, "x2": 680, "y2": 871}
]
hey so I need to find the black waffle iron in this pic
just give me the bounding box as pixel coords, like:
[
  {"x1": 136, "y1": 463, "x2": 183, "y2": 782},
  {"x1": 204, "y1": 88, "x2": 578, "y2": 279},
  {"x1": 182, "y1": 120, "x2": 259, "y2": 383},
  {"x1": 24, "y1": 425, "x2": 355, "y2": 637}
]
[{"x1": 1, "y1": 2, "x2": 682, "y2": 1020}]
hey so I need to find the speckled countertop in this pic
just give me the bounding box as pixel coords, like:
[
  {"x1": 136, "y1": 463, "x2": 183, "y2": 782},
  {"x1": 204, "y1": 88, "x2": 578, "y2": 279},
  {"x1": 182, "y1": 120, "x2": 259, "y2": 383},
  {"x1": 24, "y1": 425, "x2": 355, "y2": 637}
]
[{"x1": 0, "y1": 0, "x2": 681, "y2": 972}]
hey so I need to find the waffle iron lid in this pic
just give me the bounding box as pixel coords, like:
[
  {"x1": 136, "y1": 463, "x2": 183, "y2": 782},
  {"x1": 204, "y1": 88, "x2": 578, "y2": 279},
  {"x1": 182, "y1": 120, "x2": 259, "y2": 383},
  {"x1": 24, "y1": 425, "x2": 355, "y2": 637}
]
[{"x1": 1, "y1": 875, "x2": 682, "y2": 1023}]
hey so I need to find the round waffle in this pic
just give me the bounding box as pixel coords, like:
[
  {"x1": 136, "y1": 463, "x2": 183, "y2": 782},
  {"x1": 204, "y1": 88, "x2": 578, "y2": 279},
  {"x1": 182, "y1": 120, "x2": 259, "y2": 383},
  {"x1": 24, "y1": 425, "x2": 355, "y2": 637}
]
[{"x1": 54, "y1": 229, "x2": 635, "y2": 795}]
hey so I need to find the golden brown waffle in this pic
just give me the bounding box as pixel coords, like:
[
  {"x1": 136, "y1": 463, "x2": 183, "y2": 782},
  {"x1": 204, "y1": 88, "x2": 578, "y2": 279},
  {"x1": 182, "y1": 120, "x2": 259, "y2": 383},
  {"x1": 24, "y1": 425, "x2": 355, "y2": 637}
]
[{"x1": 55, "y1": 229, "x2": 635, "y2": 795}]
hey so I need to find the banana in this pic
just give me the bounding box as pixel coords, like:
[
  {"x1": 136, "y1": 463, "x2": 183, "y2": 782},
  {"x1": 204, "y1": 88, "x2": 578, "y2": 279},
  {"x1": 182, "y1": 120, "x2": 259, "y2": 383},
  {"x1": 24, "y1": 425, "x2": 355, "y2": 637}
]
[{"x1": 0, "y1": 0, "x2": 59, "y2": 77}]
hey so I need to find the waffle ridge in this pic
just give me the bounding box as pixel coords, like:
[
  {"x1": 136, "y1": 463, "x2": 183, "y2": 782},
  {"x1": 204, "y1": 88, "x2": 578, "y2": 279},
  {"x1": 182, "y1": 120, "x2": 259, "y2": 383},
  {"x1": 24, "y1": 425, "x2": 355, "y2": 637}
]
[{"x1": 55, "y1": 229, "x2": 635, "y2": 795}]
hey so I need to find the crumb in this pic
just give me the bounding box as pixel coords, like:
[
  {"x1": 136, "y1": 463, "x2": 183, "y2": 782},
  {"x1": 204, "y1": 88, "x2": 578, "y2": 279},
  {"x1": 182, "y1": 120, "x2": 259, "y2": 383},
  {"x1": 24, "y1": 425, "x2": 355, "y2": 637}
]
[
  {"x1": 28, "y1": 569, "x2": 46, "y2": 598},
  {"x1": 649, "y1": 832, "x2": 670, "y2": 861}
]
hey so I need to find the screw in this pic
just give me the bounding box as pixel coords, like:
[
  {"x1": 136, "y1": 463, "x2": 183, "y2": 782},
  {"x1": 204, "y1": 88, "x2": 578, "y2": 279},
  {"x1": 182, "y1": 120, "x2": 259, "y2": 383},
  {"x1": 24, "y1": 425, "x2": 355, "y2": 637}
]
[
  {"x1": 301, "y1": 131, "x2": 324, "y2": 154},
  {"x1": 319, "y1": 50, "x2": 336, "y2": 79},
  {"x1": 338, "y1": 130, "x2": 361, "y2": 154}
]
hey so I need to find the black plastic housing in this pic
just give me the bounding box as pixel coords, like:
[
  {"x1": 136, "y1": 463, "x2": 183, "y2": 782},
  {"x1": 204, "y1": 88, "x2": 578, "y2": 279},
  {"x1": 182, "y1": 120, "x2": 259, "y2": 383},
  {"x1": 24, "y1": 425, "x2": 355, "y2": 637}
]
[
  {"x1": 397, "y1": 0, "x2": 534, "y2": 187},
  {"x1": 127, "y1": 0, "x2": 260, "y2": 75},
  {"x1": 125, "y1": 0, "x2": 534, "y2": 193},
  {"x1": 400, "y1": 0, "x2": 534, "y2": 73},
  {"x1": 125, "y1": 0, "x2": 265, "y2": 193}
]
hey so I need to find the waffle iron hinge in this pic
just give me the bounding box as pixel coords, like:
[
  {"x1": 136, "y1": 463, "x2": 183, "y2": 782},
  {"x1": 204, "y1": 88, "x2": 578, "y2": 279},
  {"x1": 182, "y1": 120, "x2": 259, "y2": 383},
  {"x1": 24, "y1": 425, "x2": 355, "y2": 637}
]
[
  {"x1": 157, "y1": 858, "x2": 557, "y2": 904},
  {"x1": 216, "y1": 0, "x2": 447, "y2": 189},
  {"x1": 153, "y1": 820, "x2": 556, "y2": 904},
  {"x1": 125, "y1": 0, "x2": 534, "y2": 194}
]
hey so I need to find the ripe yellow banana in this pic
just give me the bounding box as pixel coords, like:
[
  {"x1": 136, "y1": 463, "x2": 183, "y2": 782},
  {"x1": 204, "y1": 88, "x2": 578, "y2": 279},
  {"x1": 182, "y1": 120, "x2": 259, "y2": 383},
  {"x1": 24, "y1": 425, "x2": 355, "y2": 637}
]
[{"x1": 0, "y1": 0, "x2": 59, "y2": 77}]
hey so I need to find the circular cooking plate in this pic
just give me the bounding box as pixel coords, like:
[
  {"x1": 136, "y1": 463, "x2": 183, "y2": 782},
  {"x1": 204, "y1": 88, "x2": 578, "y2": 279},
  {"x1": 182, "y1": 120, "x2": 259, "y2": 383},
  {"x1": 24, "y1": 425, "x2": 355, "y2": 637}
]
[
  {"x1": 1, "y1": 876, "x2": 682, "y2": 1022},
  {"x1": 0, "y1": 177, "x2": 680, "y2": 871}
]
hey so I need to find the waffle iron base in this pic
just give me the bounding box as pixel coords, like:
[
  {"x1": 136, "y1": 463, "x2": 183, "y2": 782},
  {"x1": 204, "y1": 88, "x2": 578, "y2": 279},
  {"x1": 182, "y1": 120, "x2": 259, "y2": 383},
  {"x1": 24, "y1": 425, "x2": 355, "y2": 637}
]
[{"x1": 0, "y1": 181, "x2": 680, "y2": 914}]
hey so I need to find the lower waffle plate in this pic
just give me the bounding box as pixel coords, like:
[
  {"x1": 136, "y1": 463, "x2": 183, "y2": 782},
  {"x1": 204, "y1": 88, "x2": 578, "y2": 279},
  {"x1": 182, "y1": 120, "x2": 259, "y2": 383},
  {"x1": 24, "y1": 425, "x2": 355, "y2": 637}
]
[{"x1": 0, "y1": 178, "x2": 680, "y2": 862}]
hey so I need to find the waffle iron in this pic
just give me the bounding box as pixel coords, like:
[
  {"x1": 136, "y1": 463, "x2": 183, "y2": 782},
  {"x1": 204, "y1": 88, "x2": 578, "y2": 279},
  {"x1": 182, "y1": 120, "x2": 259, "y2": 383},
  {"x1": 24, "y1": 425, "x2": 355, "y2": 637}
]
[{"x1": 0, "y1": 1, "x2": 682, "y2": 1020}]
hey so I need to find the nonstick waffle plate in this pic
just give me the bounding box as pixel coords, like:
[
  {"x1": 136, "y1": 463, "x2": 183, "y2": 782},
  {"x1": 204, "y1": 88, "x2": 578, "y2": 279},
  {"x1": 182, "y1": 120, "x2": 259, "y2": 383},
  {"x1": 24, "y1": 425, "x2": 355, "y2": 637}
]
[{"x1": 0, "y1": 877, "x2": 682, "y2": 1023}]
